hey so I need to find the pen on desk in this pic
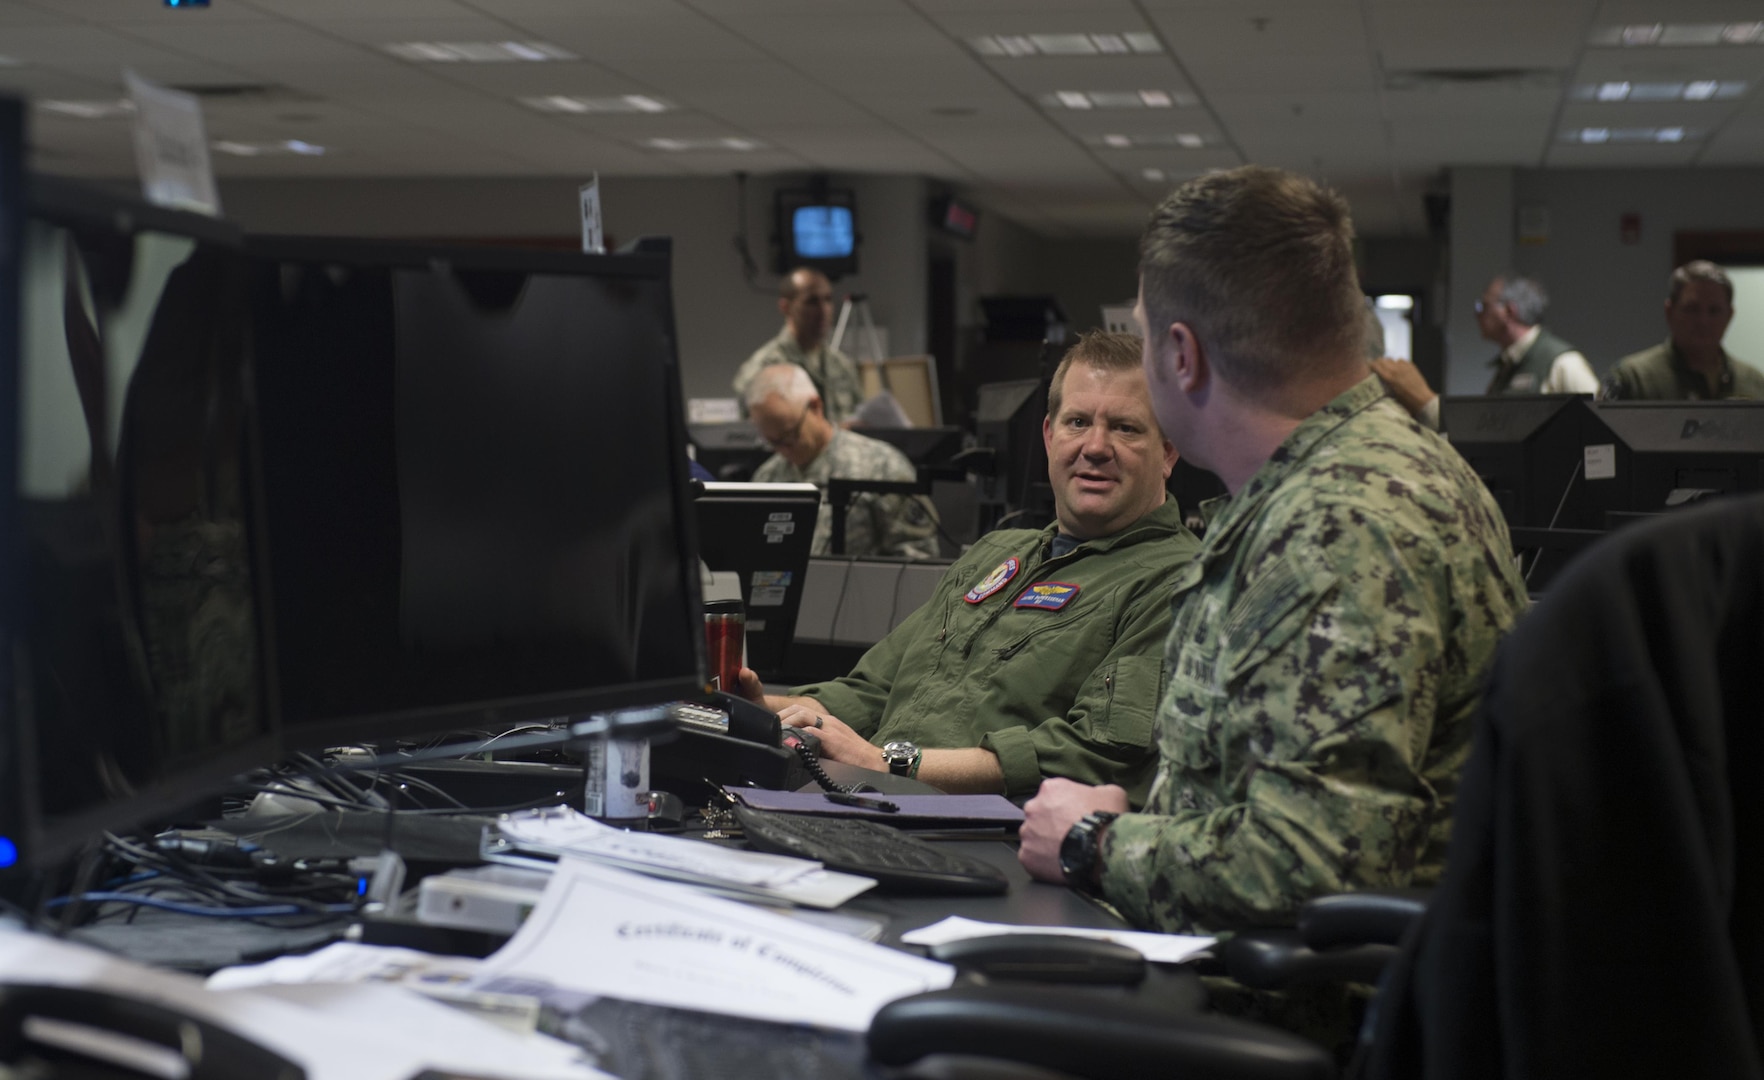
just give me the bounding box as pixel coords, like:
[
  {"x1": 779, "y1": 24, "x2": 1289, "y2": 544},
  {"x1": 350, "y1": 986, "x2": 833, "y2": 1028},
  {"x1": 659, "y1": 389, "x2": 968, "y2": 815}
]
[{"x1": 824, "y1": 791, "x2": 899, "y2": 813}]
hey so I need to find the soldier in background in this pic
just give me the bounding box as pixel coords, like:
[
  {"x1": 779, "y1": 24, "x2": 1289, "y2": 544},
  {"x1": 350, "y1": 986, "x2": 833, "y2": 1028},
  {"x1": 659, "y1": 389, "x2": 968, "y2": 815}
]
[
  {"x1": 732, "y1": 267, "x2": 864, "y2": 423},
  {"x1": 746, "y1": 362, "x2": 937, "y2": 559},
  {"x1": 1602, "y1": 260, "x2": 1764, "y2": 401},
  {"x1": 1017, "y1": 167, "x2": 1527, "y2": 1041},
  {"x1": 1372, "y1": 274, "x2": 1597, "y2": 429}
]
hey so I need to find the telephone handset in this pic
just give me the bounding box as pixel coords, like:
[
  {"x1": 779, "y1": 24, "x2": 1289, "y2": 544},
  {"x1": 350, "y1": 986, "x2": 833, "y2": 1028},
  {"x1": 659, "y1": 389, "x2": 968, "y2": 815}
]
[{"x1": 715, "y1": 692, "x2": 850, "y2": 793}]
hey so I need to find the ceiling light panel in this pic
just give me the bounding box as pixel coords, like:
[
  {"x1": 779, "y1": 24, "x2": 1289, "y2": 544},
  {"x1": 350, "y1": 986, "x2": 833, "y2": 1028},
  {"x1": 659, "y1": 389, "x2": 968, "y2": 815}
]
[
  {"x1": 643, "y1": 137, "x2": 764, "y2": 151},
  {"x1": 1589, "y1": 22, "x2": 1764, "y2": 47},
  {"x1": 1089, "y1": 133, "x2": 1211, "y2": 149},
  {"x1": 520, "y1": 95, "x2": 674, "y2": 114},
  {"x1": 1559, "y1": 126, "x2": 1700, "y2": 143},
  {"x1": 37, "y1": 100, "x2": 136, "y2": 120},
  {"x1": 1571, "y1": 80, "x2": 1746, "y2": 102},
  {"x1": 1037, "y1": 90, "x2": 1197, "y2": 110},
  {"x1": 213, "y1": 139, "x2": 329, "y2": 157},
  {"x1": 384, "y1": 41, "x2": 576, "y2": 63},
  {"x1": 968, "y1": 33, "x2": 1162, "y2": 58}
]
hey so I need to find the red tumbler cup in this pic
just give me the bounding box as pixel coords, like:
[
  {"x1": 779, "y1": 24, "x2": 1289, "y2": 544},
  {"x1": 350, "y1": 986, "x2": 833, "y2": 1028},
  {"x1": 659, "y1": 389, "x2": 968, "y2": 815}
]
[{"x1": 704, "y1": 599, "x2": 746, "y2": 692}]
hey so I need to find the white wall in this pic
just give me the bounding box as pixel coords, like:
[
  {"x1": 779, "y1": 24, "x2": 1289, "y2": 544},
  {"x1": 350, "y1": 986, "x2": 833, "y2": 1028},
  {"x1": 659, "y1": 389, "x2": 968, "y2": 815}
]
[
  {"x1": 1444, "y1": 167, "x2": 1513, "y2": 395},
  {"x1": 1441, "y1": 166, "x2": 1764, "y2": 390},
  {"x1": 1511, "y1": 167, "x2": 1764, "y2": 372},
  {"x1": 214, "y1": 172, "x2": 928, "y2": 403}
]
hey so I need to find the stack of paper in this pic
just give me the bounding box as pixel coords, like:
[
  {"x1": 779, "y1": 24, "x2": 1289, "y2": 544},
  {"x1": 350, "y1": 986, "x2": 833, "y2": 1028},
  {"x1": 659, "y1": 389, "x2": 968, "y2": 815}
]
[
  {"x1": 469, "y1": 857, "x2": 955, "y2": 1033},
  {"x1": 901, "y1": 915, "x2": 1216, "y2": 964},
  {"x1": 491, "y1": 807, "x2": 875, "y2": 909}
]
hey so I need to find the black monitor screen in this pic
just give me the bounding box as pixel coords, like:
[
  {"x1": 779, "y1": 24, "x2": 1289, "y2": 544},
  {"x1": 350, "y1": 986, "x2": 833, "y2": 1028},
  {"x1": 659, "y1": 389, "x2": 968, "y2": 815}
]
[
  {"x1": 1439, "y1": 395, "x2": 1593, "y2": 529},
  {"x1": 7, "y1": 177, "x2": 274, "y2": 871},
  {"x1": 694, "y1": 482, "x2": 819, "y2": 678},
  {"x1": 1583, "y1": 401, "x2": 1764, "y2": 525},
  {"x1": 247, "y1": 238, "x2": 703, "y2": 750}
]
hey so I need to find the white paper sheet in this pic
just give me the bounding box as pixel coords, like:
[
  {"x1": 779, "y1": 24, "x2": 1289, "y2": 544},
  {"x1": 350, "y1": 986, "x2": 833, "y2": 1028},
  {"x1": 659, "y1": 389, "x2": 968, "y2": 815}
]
[
  {"x1": 0, "y1": 927, "x2": 608, "y2": 1080},
  {"x1": 899, "y1": 915, "x2": 1216, "y2": 964},
  {"x1": 493, "y1": 807, "x2": 877, "y2": 908},
  {"x1": 472, "y1": 856, "x2": 954, "y2": 1032}
]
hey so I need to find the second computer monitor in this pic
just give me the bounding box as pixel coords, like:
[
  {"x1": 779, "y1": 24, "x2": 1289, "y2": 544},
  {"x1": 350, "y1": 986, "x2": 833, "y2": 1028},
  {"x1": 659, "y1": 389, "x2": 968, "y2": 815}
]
[
  {"x1": 693, "y1": 482, "x2": 819, "y2": 678},
  {"x1": 247, "y1": 237, "x2": 705, "y2": 753}
]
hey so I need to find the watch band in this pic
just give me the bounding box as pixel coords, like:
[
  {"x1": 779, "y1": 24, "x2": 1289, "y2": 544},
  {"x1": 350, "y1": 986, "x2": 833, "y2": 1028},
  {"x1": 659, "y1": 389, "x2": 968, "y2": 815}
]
[{"x1": 1059, "y1": 811, "x2": 1120, "y2": 891}]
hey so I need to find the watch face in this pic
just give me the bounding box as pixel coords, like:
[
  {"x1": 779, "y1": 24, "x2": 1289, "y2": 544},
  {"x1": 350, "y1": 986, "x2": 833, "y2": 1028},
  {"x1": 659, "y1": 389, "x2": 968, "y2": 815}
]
[{"x1": 881, "y1": 741, "x2": 916, "y2": 763}]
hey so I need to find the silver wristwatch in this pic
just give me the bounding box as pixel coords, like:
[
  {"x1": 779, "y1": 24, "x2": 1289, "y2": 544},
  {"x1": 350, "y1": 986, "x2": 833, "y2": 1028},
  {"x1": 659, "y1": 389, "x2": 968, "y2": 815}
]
[{"x1": 880, "y1": 740, "x2": 920, "y2": 777}]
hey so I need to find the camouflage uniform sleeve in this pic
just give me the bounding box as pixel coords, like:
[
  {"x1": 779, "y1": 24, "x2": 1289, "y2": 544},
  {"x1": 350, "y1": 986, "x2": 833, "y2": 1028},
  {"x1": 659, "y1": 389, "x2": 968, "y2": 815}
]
[
  {"x1": 1097, "y1": 517, "x2": 1449, "y2": 933},
  {"x1": 978, "y1": 578, "x2": 1170, "y2": 805},
  {"x1": 870, "y1": 493, "x2": 940, "y2": 559}
]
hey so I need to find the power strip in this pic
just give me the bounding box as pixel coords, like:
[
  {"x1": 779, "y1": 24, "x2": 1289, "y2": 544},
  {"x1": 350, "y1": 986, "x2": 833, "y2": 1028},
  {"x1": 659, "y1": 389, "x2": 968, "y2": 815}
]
[{"x1": 415, "y1": 865, "x2": 551, "y2": 935}]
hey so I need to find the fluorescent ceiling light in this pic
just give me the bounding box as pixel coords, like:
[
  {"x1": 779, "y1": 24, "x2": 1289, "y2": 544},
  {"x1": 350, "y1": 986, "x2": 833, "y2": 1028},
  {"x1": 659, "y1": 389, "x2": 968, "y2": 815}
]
[
  {"x1": 1592, "y1": 22, "x2": 1764, "y2": 47},
  {"x1": 1561, "y1": 126, "x2": 1701, "y2": 143},
  {"x1": 1572, "y1": 80, "x2": 1746, "y2": 102},
  {"x1": 1092, "y1": 133, "x2": 1209, "y2": 149},
  {"x1": 1142, "y1": 168, "x2": 1166, "y2": 181},
  {"x1": 1037, "y1": 90, "x2": 1196, "y2": 110},
  {"x1": 520, "y1": 95, "x2": 674, "y2": 114},
  {"x1": 644, "y1": 137, "x2": 763, "y2": 152},
  {"x1": 213, "y1": 139, "x2": 328, "y2": 157},
  {"x1": 1376, "y1": 295, "x2": 1414, "y2": 311},
  {"x1": 969, "y1": 32, "x2": 1161, "y2": 58},
  {"x1": 38, "y1": 99, "x2": 136, "y2": 119},
  {"x1": 384, "y1": 41, "x2": 575, "y2": 63}
]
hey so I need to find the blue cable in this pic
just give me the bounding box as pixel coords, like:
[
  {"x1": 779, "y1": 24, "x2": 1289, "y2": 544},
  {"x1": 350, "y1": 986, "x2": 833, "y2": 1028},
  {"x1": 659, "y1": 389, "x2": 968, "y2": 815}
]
[{"x1": 45, "y1": 892, "x2": 356, "y2": 918}]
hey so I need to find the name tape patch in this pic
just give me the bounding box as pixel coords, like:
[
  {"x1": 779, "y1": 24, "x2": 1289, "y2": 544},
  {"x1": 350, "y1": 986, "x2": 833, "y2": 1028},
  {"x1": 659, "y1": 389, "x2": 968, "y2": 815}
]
[{"x1": 1014, "y1": 581, "x2": 1080, "y2": 610}]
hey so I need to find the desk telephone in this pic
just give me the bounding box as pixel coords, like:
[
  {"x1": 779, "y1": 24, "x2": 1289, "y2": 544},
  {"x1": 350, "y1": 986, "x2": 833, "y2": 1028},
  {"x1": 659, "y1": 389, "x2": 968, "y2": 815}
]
[{"x1": 651, "y1": 693, "x2": 841, "y2": 802}]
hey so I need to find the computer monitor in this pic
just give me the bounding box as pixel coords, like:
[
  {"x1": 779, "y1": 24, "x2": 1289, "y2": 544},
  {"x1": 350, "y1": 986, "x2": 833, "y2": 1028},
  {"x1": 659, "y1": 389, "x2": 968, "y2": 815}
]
[
  {"x1": 2, "y1": 173, "x2": 278, "y2": 873},
  {"x1": 974, "y1": 378, "x2": 1052, "y2": 528},
  {"x1": 1582, "y1": 401, "x2": 1764, "y2": 526},
  {"x1": 245, "y1": 236, "x2": 705, "y2": 753},
  {"x1": 693, "y1": 482, "x2": 819, "y2": 678},
  {"x1": 1439, "y1": 395, "x2": 1594, "y2": 529}
]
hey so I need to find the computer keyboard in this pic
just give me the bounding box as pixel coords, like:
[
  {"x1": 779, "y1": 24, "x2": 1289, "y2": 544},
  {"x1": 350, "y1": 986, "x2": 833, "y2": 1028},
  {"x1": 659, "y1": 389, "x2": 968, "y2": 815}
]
[{"x1": 733, "y1": 805, "x2": 1008, "y2": 896}]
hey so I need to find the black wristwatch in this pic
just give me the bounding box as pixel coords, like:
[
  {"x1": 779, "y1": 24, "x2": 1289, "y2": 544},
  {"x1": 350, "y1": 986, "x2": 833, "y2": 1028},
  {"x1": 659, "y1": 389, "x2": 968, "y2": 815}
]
[
  {"x1": 881, "y1": 740, "x2": 921, "y2": 777},
  {"x1": 1059, "y1": 811, "x2": 1120, "y2": 890}
]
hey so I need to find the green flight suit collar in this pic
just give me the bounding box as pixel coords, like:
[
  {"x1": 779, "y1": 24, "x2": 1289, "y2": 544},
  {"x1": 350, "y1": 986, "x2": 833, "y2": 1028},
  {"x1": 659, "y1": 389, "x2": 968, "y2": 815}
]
[
  {"x1": 1042, "y1": 494, "x2": 1188, "y2": 561},
  {"x1": 1187, "y1": 374, "x2": 1388, "y2": 570}
]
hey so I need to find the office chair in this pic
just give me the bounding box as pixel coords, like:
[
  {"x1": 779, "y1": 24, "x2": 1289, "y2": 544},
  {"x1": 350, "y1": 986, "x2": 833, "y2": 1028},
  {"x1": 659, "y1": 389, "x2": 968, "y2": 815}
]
[{"x1": 871, "y1": 494, "x2": 1764, "y2": 1080}]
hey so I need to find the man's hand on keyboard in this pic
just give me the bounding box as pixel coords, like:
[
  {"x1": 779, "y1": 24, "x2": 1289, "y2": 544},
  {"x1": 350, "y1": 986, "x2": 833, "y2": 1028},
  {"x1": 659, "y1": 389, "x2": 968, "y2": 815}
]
[{"x1": 776, "y1": 703, "x2": 886, "y2": 772}]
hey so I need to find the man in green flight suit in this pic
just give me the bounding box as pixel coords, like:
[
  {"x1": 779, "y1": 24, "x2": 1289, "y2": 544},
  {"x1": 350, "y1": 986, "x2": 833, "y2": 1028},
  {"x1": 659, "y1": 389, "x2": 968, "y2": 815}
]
[
  {"x1": 736, "y1": 331, "x2": 1201, "y2": 806},
  {"x1": 1018, "y1": 167, "x2": 1527, "y2": 947}
]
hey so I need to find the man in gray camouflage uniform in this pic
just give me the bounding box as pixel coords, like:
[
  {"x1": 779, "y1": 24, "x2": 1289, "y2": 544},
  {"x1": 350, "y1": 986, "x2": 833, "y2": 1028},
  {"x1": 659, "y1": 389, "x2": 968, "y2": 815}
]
[
  {"x1": 732, "y1": 267, "x2": 865, "y2": 424},
  {"x1": 748, "y1": 363, "x2": 937, "y2": 559},
  {"x1": 1019, "y1": 167, "x2": 1527, "y2": 953}
]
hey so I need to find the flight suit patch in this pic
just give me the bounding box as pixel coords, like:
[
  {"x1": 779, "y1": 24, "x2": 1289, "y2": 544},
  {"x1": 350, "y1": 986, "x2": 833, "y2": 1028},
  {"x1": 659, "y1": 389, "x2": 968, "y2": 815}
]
[
  {"x1": 1014, "y1": 581, "x2": 1080, "y2": 610},
  {"x1": 965, "y1": 558, "x2": 1019, "y2": 604}
]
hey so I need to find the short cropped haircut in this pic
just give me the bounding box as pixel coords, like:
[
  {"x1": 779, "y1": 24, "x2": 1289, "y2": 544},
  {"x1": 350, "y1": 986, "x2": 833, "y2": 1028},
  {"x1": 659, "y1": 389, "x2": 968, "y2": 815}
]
[
  {"x1": 744, "y1": 362, "x2": 818, "y2": 409},
  {"x1": 1139, "y1": 166, "x2": 1364, "y2": 396},
  {"x1": 1493, "y1": 276, "x2": 1549, "y2": 326},
  {"x1": 1046, "y1": 330, "x2": 1147, "y2": 422},
  {"x1": 1669, "y1": 260, "x2": 1733, "y2": 305},
  {"x1": 779, "y1": 267, "x2": 828, "y2": 302}
]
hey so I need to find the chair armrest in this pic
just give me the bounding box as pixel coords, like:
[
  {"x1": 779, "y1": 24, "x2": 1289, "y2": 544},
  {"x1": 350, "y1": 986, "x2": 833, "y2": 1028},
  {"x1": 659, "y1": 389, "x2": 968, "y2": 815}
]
[
  {"x1": 1297, "y1": 889, "x2": 1429, "y2": 950},
  {"x1": 869, "y1": 985, "x2": 1335, "y2": 1080},
  {"x1": 1224, "y1": 930, "x2": 1399, "y2": 991},
  {"x1": 927, "y1": 934, "x2": 1146, "y2": 985}
]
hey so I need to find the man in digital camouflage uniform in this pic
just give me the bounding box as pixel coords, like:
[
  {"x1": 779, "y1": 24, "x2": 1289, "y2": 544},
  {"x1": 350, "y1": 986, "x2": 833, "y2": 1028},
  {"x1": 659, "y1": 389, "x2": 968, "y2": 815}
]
[
  {"x1": 747, "y1": 362, "x2": 937, "y2": 560},
  {"x1": 740, "y1": 332, "x2": 1201, "y2": 805},
  {"x1": 732, "y1": 267, "x2": 865, "y2": 424},
  {"x1": 1017, "y1": 168, "x2": 1527, "y2": 1042}
]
